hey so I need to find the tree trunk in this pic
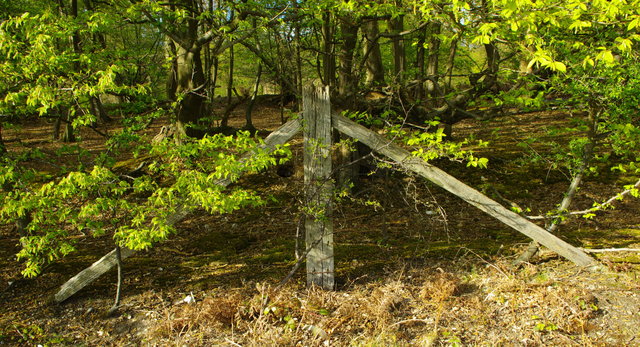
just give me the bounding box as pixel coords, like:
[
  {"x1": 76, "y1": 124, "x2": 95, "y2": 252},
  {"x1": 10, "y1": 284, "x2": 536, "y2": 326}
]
[
  {"x1": 70, "y1": 0, "x2": 81, "y2": 61},
  {"x1": 243, "y1": 17, "x2": 262, "y2": 130},
  {"x1": 0, "y1": 124, "x2": 5, "y2": 155},
  {"x1": 389, "y1": 15, "x2": 405, "y2": 82},
  {"x1": 161, "y1": 0, "x2": 211, "y2": 138},
  {"x1": 415, "y1": 27, "x2": 426, "y2": 100},
  {"x1": 204, "y1": 37, "x2": 212, "y2": 101},
  {"x1": 334, "y1": 17, "x2": 359, "y2": 185},
  {"x1": 203, "y1": 0, "x2": 220, "y2": 107},
  {"x1": 245, "y1": 63, "x2": 262, "y2": 130},
  {"x1": 83, "y1": 0, "x2": 107, "y2": 49},
  {"x1": 166, "y1": 38, "x2": 178, "y2": 101},
  {"x1": 337, "y1": 17, "x2": 359, "y2": 103},
  {"x1": 322, "y1": 12, "x2": 335, "y2": 87},
  {"x1": 335, "y1": 131, "x2": 359, "y2": 193},
  {"x1": 294, "y1": 2, "x2": 303, "y2": 109},
  {"x1": 53, "y1": 117, "x2": 61, "y2": 141},
  {"x1": 425, "y1": 22, "x2": 441, "y2": 99},
  {"x1": 445, "y1": 38, "x2": 459, "y2": 93},
  {"x1": 90, "y1": 96, "x2": 110, "y2": 122},
  {"x1": 174, "y1": 46, "x2": 207, "y2": 137},
  {"x1": 362, "y1": 20, "x2": 384, "y2": 87},
  {"x1": 221, "y1": 43, "x2": 234, "y2": 128},
  {"x1": 58, "y1": 0, "x2": 81, "y2": 143},
  {"x1": 211, "y1": 56, "x2": 219, "y2": 98},
  {"x1": 483, "y1": 43, "x2": 500, "y2": 90},
  {"x1": 62, "y1": 115, "x2": 75, "y2": 142}
]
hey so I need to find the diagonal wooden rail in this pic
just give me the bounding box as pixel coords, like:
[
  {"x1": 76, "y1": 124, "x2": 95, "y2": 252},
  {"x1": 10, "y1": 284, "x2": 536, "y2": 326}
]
[
  {"x1": 331, "y1": 112, "x2": 598, "y2": 268},
  {"x1": 54, "y1": 119, "x2": 302, "y2": 303}
]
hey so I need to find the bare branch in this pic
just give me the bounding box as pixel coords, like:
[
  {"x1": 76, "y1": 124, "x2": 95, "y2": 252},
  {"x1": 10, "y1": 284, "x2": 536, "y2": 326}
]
[
  {"x1": 581, "y1": 248, "x2": 640, "y2": 253},
  {"x1": 527, "y1": 178, "x2": 640, "y2": 220}
]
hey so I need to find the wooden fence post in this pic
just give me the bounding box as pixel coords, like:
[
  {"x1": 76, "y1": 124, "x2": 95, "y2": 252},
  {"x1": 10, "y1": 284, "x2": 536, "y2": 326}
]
[{"x1": 303, "y1": 85, "x2": 335, "y2": 289}]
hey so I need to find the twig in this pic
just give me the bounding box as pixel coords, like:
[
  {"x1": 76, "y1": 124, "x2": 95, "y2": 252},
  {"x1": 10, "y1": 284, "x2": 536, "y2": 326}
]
[
  {"x1": 526, "y1": 177, "x2": 640, "y2": 220},
  {"x1": 581, "y1": 248, "x2": 640, "y2": 253},
  {"x1": 88, "y1": 124, "x2": 109, "y2": 138},
  {"x1": 225, "y1": 338, "x2": 243, "y2": 347},
  {"x1": 14, "y1": 326, "x2": 26, "y2": 340},
  {"x1": 108, "y1": 245, "x2": 123, "y2": 315},
  {"x1": 459, "y1": 247, "x2": 511, "y2": 279},
  {"x1": 295, "y1": 216, "x2": 303, "y2": 260},
  {"x1": 277, "y1": 228, "x2": 326, "y2": 288},
  {"x1": 389, "y1": 318, "x2": 431, "y2": 327}
]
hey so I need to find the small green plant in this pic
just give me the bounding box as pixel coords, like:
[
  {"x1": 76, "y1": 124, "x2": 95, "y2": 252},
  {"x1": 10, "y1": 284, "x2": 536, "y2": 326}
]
[
  {"x1": 283, "y1": 314, "x2": 297, "y2": 330},
  {"x1": 442, "y1": 330, "x2": 462, "y2": 346},
  {"x1": 534, "y1": 322, "x2": 558, "y2": 332},
  {"x1": 8, "y1": 323, "x2": 67, "y2": 344},
  {"x1": 531, "y1": 316, "x2": 559, "y2": 332},
  {"x1": 577, "y1": 297, "x2": 599, "y2": 312}
]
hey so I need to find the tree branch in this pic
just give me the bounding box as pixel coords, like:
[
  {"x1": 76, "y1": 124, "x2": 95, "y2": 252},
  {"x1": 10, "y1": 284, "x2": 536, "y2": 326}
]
[
  {"x1": 208, "y1": 5, "x2": 289, "y2": 54},
  {"x1": 378, "y1": 21, "x2": 429, "y2": 38},
  {"x1": 527, "y1": 178, "x2": 640, "y2": 220},
  {"x1": 140, "y1": 8, "x2": 188, "y2": 48},
  {"x1": 581, "y1": 248, "x2": 640, "y2": 253}
]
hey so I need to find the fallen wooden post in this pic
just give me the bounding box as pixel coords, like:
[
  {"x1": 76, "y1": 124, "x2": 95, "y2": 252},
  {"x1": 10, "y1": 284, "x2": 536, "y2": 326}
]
[
  {"x1": 303, "y1": 85, "x2": 335, "y2": 289},
  {"x1": 54, "y1": 119, "x2": 302, "y2": 303},
  {"x1": 332, "y1": 113, "x2": 599, "y2": 269},
  {"x1": 54, "y1": 246, "x2": 135, "y2": 303}
]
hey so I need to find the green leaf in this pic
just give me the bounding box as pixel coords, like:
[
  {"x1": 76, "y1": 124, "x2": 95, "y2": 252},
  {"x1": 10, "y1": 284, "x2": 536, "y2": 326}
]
[
  {"x1": 596, "y1": 49, "x2": 615, "y2": 64},
  {"x1": 615, "y1": 37, "x2": 633, "y2": 52},
  {"x1": 582, "y1": 56, "x2": 595, "y2": 68},
  {"x1": 550, "y1": 61, "x2": 566, "y2": 72},
  {"x1": 628, "y1": 16, "x2": 640, "y2": 31}
]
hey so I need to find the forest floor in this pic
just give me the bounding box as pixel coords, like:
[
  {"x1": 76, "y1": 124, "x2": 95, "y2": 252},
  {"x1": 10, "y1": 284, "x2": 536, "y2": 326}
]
[{"x1": 1, "y1": 100, "x2": 639, "y2": 346}]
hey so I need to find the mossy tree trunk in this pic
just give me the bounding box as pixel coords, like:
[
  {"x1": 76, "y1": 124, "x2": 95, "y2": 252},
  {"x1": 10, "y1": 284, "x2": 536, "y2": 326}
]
[
  {"x1": 337, "y1": 16, "x2": 359, "y2": 104},
  {"x1": 172, "y1": 45, "x2": 207, "y2": 137},
  {"x1": 0, "y1": 124, "x2": 5, "y2": 155},
  {"x1": 362, "y1": 20, "x2": 384, "y2": 87},
  {"x1": 389, "y1": 13, "x2": 405, "y2": 82}
]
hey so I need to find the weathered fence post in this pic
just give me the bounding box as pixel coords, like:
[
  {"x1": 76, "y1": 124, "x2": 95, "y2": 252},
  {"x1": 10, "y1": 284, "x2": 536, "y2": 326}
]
[{"x1": 303, "y1": 85, "x2": 335, "y2": 289}]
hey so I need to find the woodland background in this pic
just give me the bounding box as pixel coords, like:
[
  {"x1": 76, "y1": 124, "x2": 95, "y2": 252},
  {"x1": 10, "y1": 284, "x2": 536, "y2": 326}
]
[{"x1": 1, "y1": 0, "x2": 640, "y2": 345}]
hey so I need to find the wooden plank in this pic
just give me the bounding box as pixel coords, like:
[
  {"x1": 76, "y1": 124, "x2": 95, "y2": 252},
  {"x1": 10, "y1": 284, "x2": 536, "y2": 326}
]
[
  {"x1": 54, "y1": 247, "x2": 135, "y2": 303},
  {"x1": 54, "y1": 119, "x2": 302, "y2": 303},
  {"x1": 332, "y1": 113, "x2": 598, "y2": 268},
  {"x1": 214, "y1": 118, "x2": 303, "y2": 187},
  {"x1": 303, "y1": 85, "x2": 335, "y2": 289},
  {"x1": 54, "y1": 205, "x2": 193, "y2": 303}
]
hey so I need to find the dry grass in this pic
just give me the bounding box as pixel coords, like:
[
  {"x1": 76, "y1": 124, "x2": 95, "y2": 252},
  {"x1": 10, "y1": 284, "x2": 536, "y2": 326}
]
[{"x1": 140, "y1": 259, "x2": 629, "y2": 346}]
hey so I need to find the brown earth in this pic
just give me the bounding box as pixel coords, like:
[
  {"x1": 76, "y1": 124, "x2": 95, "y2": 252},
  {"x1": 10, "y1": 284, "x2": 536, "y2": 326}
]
[{"x1": 1, "y1": 101, "x2": 639, "y2": 346}]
